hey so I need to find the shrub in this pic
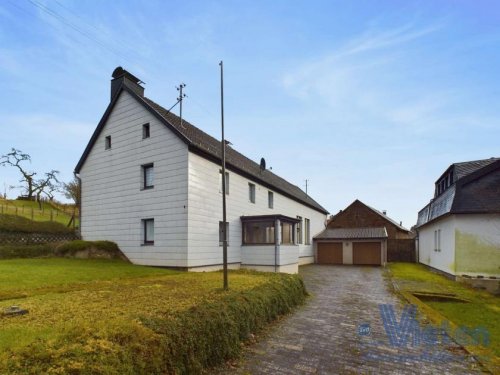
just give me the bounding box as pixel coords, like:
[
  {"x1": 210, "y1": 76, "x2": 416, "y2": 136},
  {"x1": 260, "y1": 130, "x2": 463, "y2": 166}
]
[
  {"x1": 55, "y1": 240, "x2": 127, "y2": 260},
  {"x1": 0, "y1": 214, "x2": 73, "y2": 234},
  {"x1": 0, "y1": 244, "x2": 54, "y2": 259}
]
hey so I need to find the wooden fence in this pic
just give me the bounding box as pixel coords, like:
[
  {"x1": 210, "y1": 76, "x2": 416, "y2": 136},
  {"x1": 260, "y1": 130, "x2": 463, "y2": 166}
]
[
  {"x1": 0, "y1": 200, "x2": 78, "y2": 228},
  {"x1": 387, "y1": 239, "x2": 416, "y2": 263},
  {"x1": 0, "y1": 232, "x2": 79, "y2": 245}
]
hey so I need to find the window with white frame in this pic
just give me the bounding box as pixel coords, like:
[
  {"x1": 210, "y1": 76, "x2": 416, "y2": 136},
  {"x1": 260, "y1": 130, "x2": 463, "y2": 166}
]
[
  {"x1": 434, "y1": 229, "x2": 441, "y2": 251},
  {"x1": 304, "y1": 218, "x2": 311, "y2": 245},
  {"x1": 281, "y1": 222, "x2": 294, "y2": 245},
  {"x1": 142, "y1": 164, "x2": 154, "y2": 189},
  {"x1": 242, "y1": 220, "x2": 275, "y2": 244},
  {"x1": 296, "y1": 216, "x2": 302, "y2": 244},
  {"x1": 249, "y1": 183, "x2": 256, "y2": 203},
  {"x1": 268, "y1": 191, "x2": 274, "y2": 209},
  {"x1": 142, "y1": 219, "x2": 154, "y2": 245}
]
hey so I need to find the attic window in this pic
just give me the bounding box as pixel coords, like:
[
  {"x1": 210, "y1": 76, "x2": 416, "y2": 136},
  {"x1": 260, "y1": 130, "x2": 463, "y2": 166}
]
[
  {"x1": 105, "y1": 136, "x2": 111, "y2": 150},
  {"x1": 142, "y1": 123, "x2": 150, "y2": 139}
]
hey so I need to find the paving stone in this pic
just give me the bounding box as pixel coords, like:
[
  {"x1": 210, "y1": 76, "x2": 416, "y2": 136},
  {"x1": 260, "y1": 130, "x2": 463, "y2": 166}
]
[{"x1": 223, "y1": 265, "x2": 486, "y2": 374}]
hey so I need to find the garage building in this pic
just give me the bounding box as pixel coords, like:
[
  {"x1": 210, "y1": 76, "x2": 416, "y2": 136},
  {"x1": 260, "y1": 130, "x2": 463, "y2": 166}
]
[{"x1": 314, "y1": 227, "x2": 388, "y2": 266}]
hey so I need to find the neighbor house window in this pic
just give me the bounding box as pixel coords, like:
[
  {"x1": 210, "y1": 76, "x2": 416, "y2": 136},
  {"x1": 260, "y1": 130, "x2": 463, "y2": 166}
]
[
  {"x1": 434, "y1": 229, "x2": 441, "y2": 252},
  {"x1": 296, "y1": 216, "x2": 302, "y2": 244},
  {"x1": 268, "y1": 191, "x2": 274, "y2": 209},
  {"x1": 242, "y1": 220, "x2": 275, "y2": 244},
  {"x1": 142, "y1": 123, "x2": 150, "y2": 139},
  {"x1": 143, "y1": 219, "x2": 154, "y2": 245},
  {"x1": 105, "y1": 135, "x2": 111, "y2": 150},
  {"x1": 142, "y1": 164, "x2": 154, "y2": 189},
  {"x1": 219, "y1": 221, "x2": 229, "y2": 246},
  {"x1": 304, "y1": 218, "x2": 311, "y2": 245},
  {"x1": 219, "y1": 170, "x2": 229, "y2": 194},
  {"x1": 249, "y1": 183, "x2": 256, "y2": 203},
  {"x1": 281, "y1": 222, "x2": 294, "y2": 245}
]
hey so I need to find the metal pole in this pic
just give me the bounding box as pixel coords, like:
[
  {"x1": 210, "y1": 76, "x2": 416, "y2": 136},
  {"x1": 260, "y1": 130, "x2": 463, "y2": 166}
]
[
  {"x1": 177, "y1": 83, "x2": 186, "y2": 128},
  {"x1": 220, "y1": 60, "x2": 228, "y2": 291}
]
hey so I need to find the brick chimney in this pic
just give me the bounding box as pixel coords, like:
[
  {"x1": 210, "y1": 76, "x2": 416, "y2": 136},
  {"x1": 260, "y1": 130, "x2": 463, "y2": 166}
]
[{"x1": 111, "y1": 67, "x2": 144, "y2": 100}]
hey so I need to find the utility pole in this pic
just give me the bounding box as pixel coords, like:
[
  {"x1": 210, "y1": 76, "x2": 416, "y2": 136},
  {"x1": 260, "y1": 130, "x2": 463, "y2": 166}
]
[
  {"x1": 305, "y1": 179, "x2": 309, "y2": 196},
  {"x1": 220, "y1": 61, "x2": 228, "y2": 291},
  {"x1": 176, "y1": 83, "x2": 186, "y2": 127}
]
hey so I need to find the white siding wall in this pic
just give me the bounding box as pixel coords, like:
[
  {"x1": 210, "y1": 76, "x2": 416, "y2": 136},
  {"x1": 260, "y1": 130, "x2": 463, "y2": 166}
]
[
  {"x1": 418, "y1": 215, "x2": 456, "y2": 275},
  {"x1": 79, "y1": 91, "x2": 189, "y2": 266},
  {"x1": 187, "y1": 152, "x2": 327, "y2": 268}
]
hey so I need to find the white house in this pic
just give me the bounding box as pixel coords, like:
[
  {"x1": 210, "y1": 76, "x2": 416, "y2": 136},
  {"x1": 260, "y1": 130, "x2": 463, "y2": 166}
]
[
  {"x1": 74, "y1": 68, "x2": 329, "y2": 273},
  {"x1": 416, "y1": 157, "x2": 500, "y2": 280}
]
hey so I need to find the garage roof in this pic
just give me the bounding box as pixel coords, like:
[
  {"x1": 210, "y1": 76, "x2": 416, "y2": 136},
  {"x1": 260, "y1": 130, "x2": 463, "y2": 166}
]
[{"x1": 314, "y1": 227, "x2": 388, "y2": 240}]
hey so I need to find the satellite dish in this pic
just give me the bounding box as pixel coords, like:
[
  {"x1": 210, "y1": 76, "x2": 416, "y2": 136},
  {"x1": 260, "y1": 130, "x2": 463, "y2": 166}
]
[{"x1": 260, "y1": 158, "x2": 266, "y2": 171}]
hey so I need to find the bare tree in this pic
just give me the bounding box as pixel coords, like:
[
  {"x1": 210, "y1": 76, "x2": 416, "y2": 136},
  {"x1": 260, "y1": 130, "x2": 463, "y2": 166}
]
[
  {"x1": 1, "y1": 148, "x2": 60, "y2": 204},
  {"x1": 0, "y1": 148, "x2": 37, "y2": 199}
]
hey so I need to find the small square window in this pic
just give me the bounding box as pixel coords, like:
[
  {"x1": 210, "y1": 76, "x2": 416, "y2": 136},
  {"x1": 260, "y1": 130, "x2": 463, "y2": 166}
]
[
  {"x1": 268, "y1": 191, "x2": 274, "y2": 209},
  {"x1": 143, "y1": 218, "x2": 154, "y2": 245},
  {"x1": 142, "y1": 123, "x2": 150, "y2": 139},
  {"x1": 142, "y1": 164, "x2": 154, "y2": 189},
  {"x1": 105, "y1": 136, "x2": 111, "y2": 150},
  {"x1": 249, "y1": 183, "x2": 256, "y2": 203},
  {"x1": 219, "y1": 221, "x2": 229, "y2": 246}
]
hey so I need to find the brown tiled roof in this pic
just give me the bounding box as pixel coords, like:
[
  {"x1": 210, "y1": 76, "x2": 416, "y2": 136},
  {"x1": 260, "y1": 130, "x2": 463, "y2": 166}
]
[
  {"x1": 314, "y1": 227, "x2": 388, "y2": 240},
  {"x1": 75, "y1": 84, "x2": 328, "y2": 214}
]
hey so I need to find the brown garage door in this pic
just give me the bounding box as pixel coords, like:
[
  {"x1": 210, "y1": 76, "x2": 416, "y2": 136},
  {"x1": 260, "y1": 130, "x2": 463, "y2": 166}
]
[
  {"x1": 352, "y1": 242, "x2": 381, "y2": 265},
  {"x1": 317, "y1": 242, "x2": 343, "y2": 264}
]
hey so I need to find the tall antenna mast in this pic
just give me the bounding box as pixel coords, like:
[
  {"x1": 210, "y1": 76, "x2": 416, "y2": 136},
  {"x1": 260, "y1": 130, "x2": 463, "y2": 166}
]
[
  {"x1": 176, "y1": 83, "x2": 186, "y2": 127},
  {"x1": 220, "y1": 61, "x2": 228, "y2": 291},
  {"x1": 305, "y1": 179, "x2": 309, "y2": 196}
]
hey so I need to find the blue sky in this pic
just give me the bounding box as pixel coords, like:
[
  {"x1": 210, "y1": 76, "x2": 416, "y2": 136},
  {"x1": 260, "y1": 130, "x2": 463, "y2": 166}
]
[{"x1": 1, "y1": 0, "x2": 499, "y2": 227}]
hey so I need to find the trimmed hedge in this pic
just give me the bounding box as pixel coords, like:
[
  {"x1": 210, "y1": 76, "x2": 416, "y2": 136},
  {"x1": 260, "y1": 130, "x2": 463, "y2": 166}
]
[
  {"x1": 0, "y1": 240, "x2": 125, "y2": 260},
  {"x1": 0, "y1": 214, "x2": 73, "y2": 234},
  {"x1": 2, "y1": 273, "x2": 307, "y2": 374},
  {"x1": 0, "y1": 244, "x2": 54, "y2": 259}
]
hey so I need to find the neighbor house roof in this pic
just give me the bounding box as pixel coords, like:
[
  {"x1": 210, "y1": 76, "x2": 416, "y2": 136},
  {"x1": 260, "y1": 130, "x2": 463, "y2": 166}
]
[
  {"x1": 417, "y1": 158, "x2": 500, "y2": 228},
  {"x1": 75, "y1": 81, "x2": 328, "y2": 215},
  {"x1": 314, "y1": 227, "x2": 388, "y2": 240}
]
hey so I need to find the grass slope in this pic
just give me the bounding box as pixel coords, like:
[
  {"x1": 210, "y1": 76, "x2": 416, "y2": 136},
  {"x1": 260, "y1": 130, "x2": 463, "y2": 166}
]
[
  {"x1": 389, "y1": 263, "x2": 500, "y2": 358},
  {"x1": 0, "y1": 214, "x2": 73, "y2": 233},
  {"x1": 0, "y1": 199, "x2": 74, "y2": 226},
  {"x1": 0, "y1": 259, "x2": 306, "y2": 374}
]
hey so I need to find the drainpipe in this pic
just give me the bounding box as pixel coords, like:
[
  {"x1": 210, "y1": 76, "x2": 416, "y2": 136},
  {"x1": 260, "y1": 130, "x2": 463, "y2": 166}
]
[
  {"x1": 275, "y1": 218, "x2": 280, "y2": 273},
  {"x1": 74, "y1": 172, "x2": 82, "y2": 238}
]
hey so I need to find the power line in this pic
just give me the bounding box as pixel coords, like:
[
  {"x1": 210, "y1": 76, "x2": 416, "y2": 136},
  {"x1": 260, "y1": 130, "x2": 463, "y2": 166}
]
[{"x1": 24, "y1": 0, "x2": 137, "y2": 65}]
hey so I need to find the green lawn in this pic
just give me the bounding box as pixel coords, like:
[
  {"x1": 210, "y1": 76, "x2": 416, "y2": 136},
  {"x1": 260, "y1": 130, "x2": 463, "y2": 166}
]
[
  {"x1": 388, "y1": 263, "x2": 500, "y2": 359},
  {"x1": 0, "y1": 258, "x2": 305, "y2": 374},
  {"x1": 0, "y1": 258, "x2": 176, "y2": 300}
]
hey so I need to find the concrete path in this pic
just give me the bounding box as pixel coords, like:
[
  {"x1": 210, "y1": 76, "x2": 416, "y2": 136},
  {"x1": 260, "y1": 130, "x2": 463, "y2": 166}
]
[{"x1": 225, "y1": 265, "x2": 484, "y2": 374}]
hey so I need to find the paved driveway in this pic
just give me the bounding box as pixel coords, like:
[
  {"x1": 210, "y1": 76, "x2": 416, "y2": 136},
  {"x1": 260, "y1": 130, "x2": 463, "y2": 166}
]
[{"x1": 227, "y1": 265, "x2": 483, "y2": 374}]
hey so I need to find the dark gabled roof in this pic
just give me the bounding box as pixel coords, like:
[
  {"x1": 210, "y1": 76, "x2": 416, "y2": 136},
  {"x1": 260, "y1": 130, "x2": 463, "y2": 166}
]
[
  {"x1": 417, "y1": 158, "x2": 500, "y2": 228},
  {"x1": 314, "y1": 227, "x2": 388, "y2": 240},
  {"x1": 75, "y1": 83, "x2": 328, "y2": 215},
  {"x1": 436, "y1": 157, "x2": 500, "y2": 184}
]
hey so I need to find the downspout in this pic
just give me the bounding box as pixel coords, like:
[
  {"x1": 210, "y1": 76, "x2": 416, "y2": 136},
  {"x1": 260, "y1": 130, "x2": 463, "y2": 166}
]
[
  {"x1": 275, "y1": 218, "x2": 280, "y2": 273},
  {"x1": 74, "y1": 172, "x2": 82, "y2": 238}
]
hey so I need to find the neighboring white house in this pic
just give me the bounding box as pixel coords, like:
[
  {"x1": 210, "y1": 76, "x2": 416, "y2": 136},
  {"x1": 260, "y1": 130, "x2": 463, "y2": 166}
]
[
  {"x1": 416, "y1": 157, "x2": 500, "y2": 280},
  {"x1": 74, "y1": 67, "x2": 328, "y2": 273}
]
